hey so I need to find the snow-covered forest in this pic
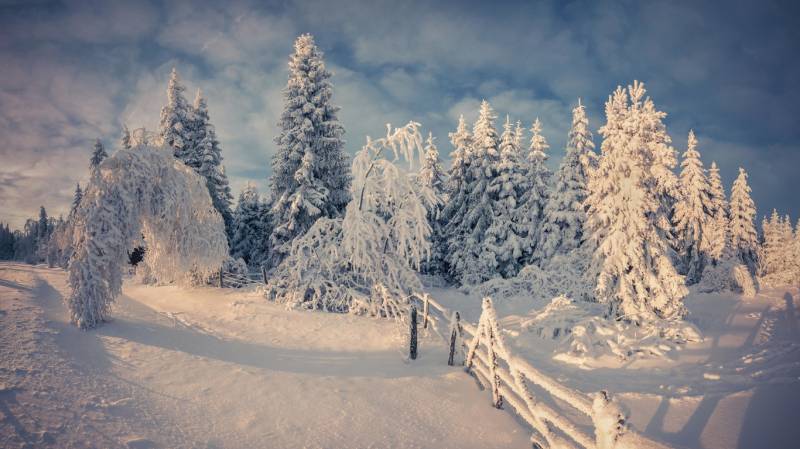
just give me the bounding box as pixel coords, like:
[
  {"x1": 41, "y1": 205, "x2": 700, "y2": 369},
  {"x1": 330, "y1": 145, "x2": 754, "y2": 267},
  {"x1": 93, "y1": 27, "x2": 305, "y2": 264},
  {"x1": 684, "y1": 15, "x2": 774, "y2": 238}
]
[{"x1": 1, "y1": 25, "x2": 799, "y2": 449}]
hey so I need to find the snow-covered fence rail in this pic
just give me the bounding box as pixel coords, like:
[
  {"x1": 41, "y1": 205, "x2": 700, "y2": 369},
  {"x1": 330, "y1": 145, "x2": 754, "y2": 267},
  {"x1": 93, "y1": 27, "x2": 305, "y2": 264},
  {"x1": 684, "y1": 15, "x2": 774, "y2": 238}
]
[
  {"x1": 410, "y1": 294, "x2": 672, "y2": 449},
  {"x1": 218, "y1": 270, "x2": 267, "y2": 288}
]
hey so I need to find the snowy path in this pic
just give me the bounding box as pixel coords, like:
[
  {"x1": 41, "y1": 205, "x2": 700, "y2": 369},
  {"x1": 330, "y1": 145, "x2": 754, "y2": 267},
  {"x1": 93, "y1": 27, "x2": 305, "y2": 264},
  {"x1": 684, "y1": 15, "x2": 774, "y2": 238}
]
[{"x1": 0, "y1": 263, "x2": 531, "y2": 449}]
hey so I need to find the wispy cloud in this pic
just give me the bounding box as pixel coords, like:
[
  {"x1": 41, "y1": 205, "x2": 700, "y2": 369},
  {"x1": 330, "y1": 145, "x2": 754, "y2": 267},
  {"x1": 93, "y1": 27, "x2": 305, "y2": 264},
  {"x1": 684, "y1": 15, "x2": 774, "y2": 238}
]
[{"x1": 0, "y1": 0, "x2": 798, "y2": 227}]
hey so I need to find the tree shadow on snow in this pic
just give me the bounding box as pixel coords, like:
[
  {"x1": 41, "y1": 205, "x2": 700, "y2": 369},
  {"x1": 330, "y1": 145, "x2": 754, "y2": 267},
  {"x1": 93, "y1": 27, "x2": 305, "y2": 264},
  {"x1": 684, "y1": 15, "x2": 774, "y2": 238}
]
[{"x1": 91, "y1": 293, "x2": 452, "y2": 380}]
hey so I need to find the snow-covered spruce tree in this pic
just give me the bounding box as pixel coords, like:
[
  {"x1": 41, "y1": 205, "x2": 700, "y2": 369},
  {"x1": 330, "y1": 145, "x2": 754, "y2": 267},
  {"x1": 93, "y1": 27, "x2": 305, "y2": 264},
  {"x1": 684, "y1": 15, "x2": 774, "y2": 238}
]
[
  {"x1": 779, "y1": 214, "x2": 795, "y2": 276},
  {"x1": 729, "y1": 167, "x2": 759, "y2": 272},
  {"x1": 537, "y1": 100, "x2": 595, "y2": 261},
  {"x1": 268, "y1": 34, "x2": 351, "y2": 269},
  {"x1": 267, "y1": 122, "x2": 431, "y2": 318},
  {"x1": 482, "y1": 116, "x2": 528, "y2": 278},
  {"x1": 759, "y1": 209, "x2": 781, "y2": 276},
  {"x1": 446, "y1": 100, "x2": 501, "y2": 285},
  {"x1": 417, "y1": 133, "x2": 447, "y2": 275},
  {"x1": 89, "y1": 138, "x2": 108, "y2": 170},
  {"x1": 230, "y1": 183, "x2": 270, "y2": 266},
  {"x1": 191, "y1": 89, "x2": 234, "y2": 238},
  {"x1": 522, "y1": 118, "x2": 552, "y2": 265},
  {"x1": 673, "y1": 130, "x2": 714, "y2": 284},
  {"x1": 120, "y1": 125, "x2": 132, "y2": 150},
  {"x1": 67, "y1": 143, "x2": 228, "y2": 329},
  {"x1": 159, "y1": 67, "x2": 195, "y2": 168},
  {"x1": 586, "y1": 82, "x2": 687, "y2": 323},
  {"x1": 706, "y1": 161, "x2": 728, "y2": 263},
  {"x1": 440, "y1": 115, "x2": 474, "y2": 279}
]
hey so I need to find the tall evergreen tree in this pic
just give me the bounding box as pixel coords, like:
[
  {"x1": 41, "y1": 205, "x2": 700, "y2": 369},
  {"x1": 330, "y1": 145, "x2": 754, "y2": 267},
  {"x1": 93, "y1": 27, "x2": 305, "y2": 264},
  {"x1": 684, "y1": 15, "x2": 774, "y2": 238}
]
[
  {"x1": 441, "y1": 115, "x2": 473, "y2": 279},
  {"x1": 418, "y1": 133, "x2": 447, "y2": 275},
  {"x1": 121, "y1": 125, "x2": 132, "y2": 150},
  {"x1": 586, "y1": 82, "x2": 687, "y2": 323},
  {"x1": 521, "y1": 118, "x2": 551, "y2": 264},
  {"x1": 673, "y1": 130, "x2": 714, "y2": 284},
  {"x1": 159, "y1": 67, "x2": 194, "y2": 167},
  {"x1": 537, "y1": 100, "x2": 595, "y2": 261},
  {"x1": 446, "y1": 100, "x2": 500, "y2": 284},
  {"x1": 231, "y1": 184, "x2": 271, "y2": 266},
  {"x1": 729, "y1": 167, "x2": 759, "y2": 271},
  {"x1": 89, "y1": 139, "x2": 107, "y2": 169},
  {"x1": 192, "y1": 89, "x2": 234, "y2": 238},
  {"x1": 70, "y1": 183, "x2": 83, "y2": 217},
  {"x1": 268, "y1": 34, "x2": 350, "y2": 268},
  {"x1": 706, "y1": 161, "x2": 728, "y2": 262},
  {"x1": 483, "y1": 116, "x2": 528, "y2": 278}
]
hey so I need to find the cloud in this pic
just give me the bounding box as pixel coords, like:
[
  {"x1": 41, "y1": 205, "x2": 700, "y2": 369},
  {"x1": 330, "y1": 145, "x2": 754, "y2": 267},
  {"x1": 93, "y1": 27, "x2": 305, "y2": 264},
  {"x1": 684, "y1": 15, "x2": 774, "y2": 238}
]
[{"x1": 0, "y1": 0, "x2": 799, "y2": 229}]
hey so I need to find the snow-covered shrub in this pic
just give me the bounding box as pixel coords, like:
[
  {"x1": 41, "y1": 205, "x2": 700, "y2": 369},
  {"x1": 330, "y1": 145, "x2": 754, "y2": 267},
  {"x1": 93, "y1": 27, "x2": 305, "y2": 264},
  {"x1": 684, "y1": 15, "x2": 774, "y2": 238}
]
[
  {"x1": 521, "y1": 296, "x2": 702, "y2": 366},
  {"x1": 732, "y1": 264, "x2": 757, "y2": 297},
  {"x1": 67, "y1": 143, "x2": 228, "y2": 329},
  {"x1": 267, "y1": 122, "x2": 432, "y2": 320},
  {"x1": 477, "y1": 245, "x2": 594, "y2": 303}
]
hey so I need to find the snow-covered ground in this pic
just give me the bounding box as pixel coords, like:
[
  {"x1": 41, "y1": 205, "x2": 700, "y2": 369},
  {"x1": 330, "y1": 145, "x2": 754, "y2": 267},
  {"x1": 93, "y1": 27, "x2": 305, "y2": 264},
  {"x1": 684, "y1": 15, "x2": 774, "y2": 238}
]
[
  {"x1": 0, "y1": 263, "x2": 530, "y2": 449},
  {"x1": 2, "y1": 262, "x2": 799, "y2": 448},
  {"x1": 430, "y1": 284, "x2": 800, "y2": 449}
]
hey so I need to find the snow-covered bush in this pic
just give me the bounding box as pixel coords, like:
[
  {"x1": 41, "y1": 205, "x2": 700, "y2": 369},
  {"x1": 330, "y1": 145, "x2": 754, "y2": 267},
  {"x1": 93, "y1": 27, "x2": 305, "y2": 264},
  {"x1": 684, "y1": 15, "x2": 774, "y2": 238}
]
[
  {"x1": 67, "y1": 142, "x2": 228, "y2": 329},
  {"x1": 477, "y1": 245, "x2": 594, "y2": 303},
  {"x1": 520, "y1": 296, "x2": 702, "y2": 366},
  {"x1": 266, "y1": 122, "x2": 432, "y2": 320}
]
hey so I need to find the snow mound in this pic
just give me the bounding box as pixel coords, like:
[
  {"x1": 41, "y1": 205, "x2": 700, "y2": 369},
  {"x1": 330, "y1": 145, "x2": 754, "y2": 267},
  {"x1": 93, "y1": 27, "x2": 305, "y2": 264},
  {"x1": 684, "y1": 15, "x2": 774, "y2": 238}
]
[
  {"x1": 521, "y1": 296, "x2": 702, "y2": 368},
  {"x1": 697, "y1": 260, "x2": 757, "y2": 297}
]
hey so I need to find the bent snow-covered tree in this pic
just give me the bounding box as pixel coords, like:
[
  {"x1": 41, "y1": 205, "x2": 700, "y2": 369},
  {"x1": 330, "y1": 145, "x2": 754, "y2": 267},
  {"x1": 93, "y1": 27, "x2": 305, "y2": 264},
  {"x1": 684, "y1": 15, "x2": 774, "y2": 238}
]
[
  {"x1": 67, "y1": 141, "x2": 228, "y2": 329},
  {"x1": 267, "y1": 122, "x2": 432, "y2": 319}
]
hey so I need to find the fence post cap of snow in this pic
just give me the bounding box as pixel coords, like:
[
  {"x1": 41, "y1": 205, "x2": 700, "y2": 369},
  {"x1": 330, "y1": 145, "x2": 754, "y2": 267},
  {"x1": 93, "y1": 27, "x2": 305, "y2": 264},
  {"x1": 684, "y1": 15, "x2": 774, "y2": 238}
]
[{"x1": 591, "y1": 390, "x2": 628, "y2": 449}]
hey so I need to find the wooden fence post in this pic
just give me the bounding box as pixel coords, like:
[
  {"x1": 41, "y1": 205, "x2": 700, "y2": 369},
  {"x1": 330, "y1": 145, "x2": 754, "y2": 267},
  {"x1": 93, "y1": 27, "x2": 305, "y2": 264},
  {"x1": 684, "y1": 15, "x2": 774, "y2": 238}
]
[
  {"x1": 409, "y1": 305, "x2": 418, "y2": 360},
  {"x1": 448, "y1": 311, "x2": 461, "y2": 366},
  {"x1": 218, "y1": 268, "x2": 224, "y2": 288},
  {"x1": 261, "y1": 265, "x2": 268, "y2": 285},
  {"x1": 487, "y1": 324, "x2": 503, "y2": 409},
  {"x1": 422, "y1": 294, "x2": 429, "y2": 329}
]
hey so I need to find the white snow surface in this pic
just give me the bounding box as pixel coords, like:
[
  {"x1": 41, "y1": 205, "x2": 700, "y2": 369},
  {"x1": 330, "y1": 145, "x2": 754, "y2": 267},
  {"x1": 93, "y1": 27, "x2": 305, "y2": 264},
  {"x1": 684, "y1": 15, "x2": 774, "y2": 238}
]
[
  {"x1": 429, "y1": 283, "x2": 800, "y2": 449},
  {"x1": 0, "y1": 263, "x2": 530, "y2": 449}
]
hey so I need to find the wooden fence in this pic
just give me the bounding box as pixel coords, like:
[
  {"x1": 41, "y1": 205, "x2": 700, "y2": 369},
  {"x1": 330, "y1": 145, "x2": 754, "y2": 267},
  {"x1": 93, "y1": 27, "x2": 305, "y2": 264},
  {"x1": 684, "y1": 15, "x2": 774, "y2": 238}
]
[{"x1": 410, "y1": 294, "x2": 672, "y2": 449}]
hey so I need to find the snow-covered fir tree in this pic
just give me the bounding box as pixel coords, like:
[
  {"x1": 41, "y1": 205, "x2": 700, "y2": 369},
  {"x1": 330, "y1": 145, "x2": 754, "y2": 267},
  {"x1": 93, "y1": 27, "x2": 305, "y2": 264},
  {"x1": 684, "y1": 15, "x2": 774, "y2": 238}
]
[
  {"x1": 522, "y1": 118, "x2": 551, "y2": 264},
  {"x1": 729, "y1": 167, "x2": 759, "y2": 272},
  {"x1": 36, "y1": 206, "x2": 49, "y2": 260},
  {"x1": 446, "y1": 100, "x2": 500, "y2": 284},
  {"x1": 706, "y1": 161, "x2": 728, "y2": 262},
  {"x1": 191, "y1": 89, "x2": 234, "y2": 237},
  {"x1": 230, "y1": 183, "x2": 271, "y2": 266},
  {"x1": 482, "y1": 116, "x2": 528, "y2": 278},
  {"x1": 70, "y1": 183, "x2": 83, "y2": 217},
  {"x1": 440, "y1": 115, "x2": 473, "y2": 278},
  {"x1": 537, "y1": 100, "x2": 595, "y2": 261},
  {"x1": 89, "y1": 138, "x2": 108, "y2": 170},
  {"x1": 121, "y1": 125, "x2": 132, "y2": 150},
  {"x1": 159, "y1": 67, "x2": 194, "y2": 167},
  {"x1": 673, "y1": 130, "x2": 714, "y2": 284},
  {"x1": 759, "y1": 209, "x2": 782, "y2": 276},
  {"x1": 268, "y1": 34, "x2": 351, "y2": 269},
  {"x1": 586, "y1": 82, "x2": 687, "y2": 323},
  {"x1": 417, "y1": 133, "x2": 447, "y2": 274}
]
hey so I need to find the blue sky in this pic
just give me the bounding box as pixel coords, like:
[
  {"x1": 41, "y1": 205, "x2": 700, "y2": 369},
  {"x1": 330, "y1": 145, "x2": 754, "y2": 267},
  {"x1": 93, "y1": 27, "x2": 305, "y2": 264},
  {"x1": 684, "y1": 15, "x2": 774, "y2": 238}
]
[{"x1": 1, "y1": 0, "x2": 798, "y2": 228}]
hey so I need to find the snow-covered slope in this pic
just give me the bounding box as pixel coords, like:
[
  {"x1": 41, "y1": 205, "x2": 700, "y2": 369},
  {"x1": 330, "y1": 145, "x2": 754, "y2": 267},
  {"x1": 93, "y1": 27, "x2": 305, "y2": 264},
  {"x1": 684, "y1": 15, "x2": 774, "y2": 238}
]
[{"x1": 0, "y1": 263, "x2": 530, "y2": 449}]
